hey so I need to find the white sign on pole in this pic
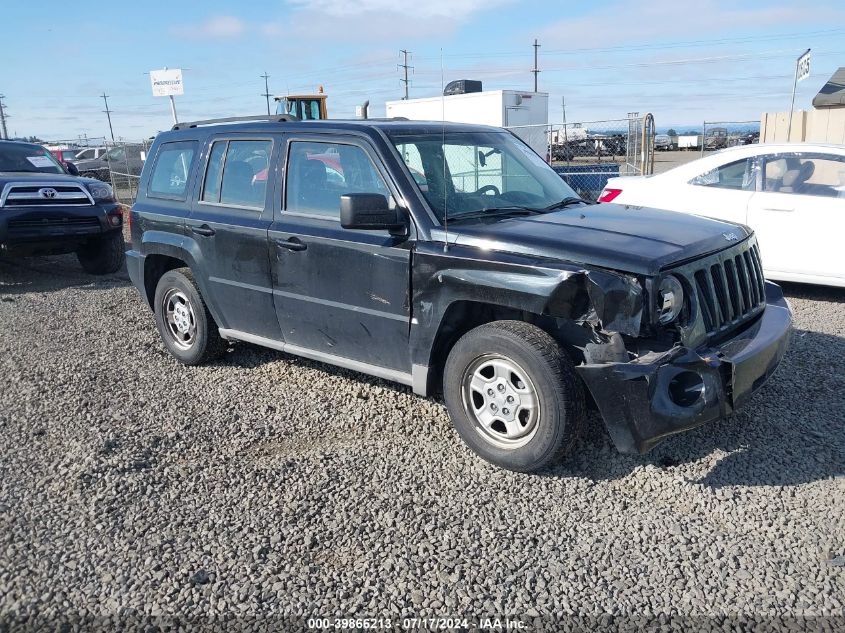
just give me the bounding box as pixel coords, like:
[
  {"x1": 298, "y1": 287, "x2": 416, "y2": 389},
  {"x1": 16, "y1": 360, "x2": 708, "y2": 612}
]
[
  {"x1": 150, "y1": 68, "x2": 184, "y2": 97},
  {"x1": 796, "y1": 50, "x2": 811, "y2": 83}
]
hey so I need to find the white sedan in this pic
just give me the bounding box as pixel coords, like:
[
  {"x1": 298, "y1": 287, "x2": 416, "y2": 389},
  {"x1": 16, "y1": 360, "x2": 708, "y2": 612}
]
[{"x1": 599, "y1": 143, "x2": 845, "y2": 288}]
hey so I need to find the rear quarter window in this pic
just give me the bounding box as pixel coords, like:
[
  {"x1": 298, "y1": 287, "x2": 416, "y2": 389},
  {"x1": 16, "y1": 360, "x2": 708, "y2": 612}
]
[{"x1": 148, "y1": 141, "x2": 197, "y2": 200}]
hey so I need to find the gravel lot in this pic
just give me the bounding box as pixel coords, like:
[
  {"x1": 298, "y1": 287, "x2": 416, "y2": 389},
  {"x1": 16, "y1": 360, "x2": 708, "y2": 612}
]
[{"x1": 1, "y1": 254, "x2": 843, "y2": 631}]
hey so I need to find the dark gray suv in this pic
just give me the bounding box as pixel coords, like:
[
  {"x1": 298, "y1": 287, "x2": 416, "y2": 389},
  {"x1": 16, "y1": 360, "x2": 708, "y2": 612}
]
[{"x1": 127, "y1": 115, "x2": 791, "y2": 472}]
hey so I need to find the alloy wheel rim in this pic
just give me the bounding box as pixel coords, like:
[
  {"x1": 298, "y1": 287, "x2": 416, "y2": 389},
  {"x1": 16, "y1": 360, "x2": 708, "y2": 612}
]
[
  {"x1": 460, "y1": 353, "x2": 540, "y2": 450},
  {"x1": 162, "y1": 289, "x2": 197, "y2": 350}
]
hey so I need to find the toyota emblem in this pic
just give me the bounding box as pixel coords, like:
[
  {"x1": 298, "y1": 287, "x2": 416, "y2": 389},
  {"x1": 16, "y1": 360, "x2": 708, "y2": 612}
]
[{"x1": 38, "y1": 187, "x2": 58, "y2": 199}]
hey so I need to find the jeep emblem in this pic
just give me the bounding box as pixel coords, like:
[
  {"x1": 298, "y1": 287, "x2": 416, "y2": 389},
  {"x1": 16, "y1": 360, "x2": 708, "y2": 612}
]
[
  {"x1": 722, "y1": 232, "x2": 739, "y2": 241},
  {"x1": 38, "y1": 187, "x2": 58, "y2": 199}
]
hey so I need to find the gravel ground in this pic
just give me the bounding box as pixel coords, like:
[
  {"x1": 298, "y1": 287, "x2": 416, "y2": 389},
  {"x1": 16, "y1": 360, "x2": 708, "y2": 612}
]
[{"x1": 1, "y1": 254, "x2": 843, "y2": 632}]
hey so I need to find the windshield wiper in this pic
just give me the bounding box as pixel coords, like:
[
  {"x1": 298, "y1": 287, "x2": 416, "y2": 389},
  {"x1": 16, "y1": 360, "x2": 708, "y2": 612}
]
[
  {"x1": 542, "y1": 196, "x2": 589, "y2": 212},
  {"x1": 448, "y1": 206, "x2": 545, "y2": 222}
]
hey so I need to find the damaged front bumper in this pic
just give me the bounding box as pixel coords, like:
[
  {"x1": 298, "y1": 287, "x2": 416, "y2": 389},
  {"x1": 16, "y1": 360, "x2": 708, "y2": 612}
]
[{"x1": 576, "y1": 281, "x2": 792, "y2": 454}]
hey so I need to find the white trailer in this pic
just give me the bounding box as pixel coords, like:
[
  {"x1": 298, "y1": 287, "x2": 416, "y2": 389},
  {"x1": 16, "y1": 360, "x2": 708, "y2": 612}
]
[
  {"x1": 385, "y1": 90, "x2": 549, "y2": 157},
  {"x1": 677, "y1": 134, "x2": 702, "y2": 150}
]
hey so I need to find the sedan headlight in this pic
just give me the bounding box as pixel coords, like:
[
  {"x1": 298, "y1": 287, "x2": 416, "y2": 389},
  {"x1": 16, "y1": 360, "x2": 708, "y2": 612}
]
[
  {"x1": 657, "y1": 274, "x2": 685, "y2": 324},
  {"x1": 86, "y1": 182, "x2": 114, "y2": 201}
]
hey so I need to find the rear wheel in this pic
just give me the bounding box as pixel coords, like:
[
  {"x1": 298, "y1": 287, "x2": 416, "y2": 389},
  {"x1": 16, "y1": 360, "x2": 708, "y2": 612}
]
[
  {"x1": 76, "y1": 230, "x2": 125, "y2": 275},
  {"x1": 153, "y1": 268, "x2": 227, "y2": 365},
  {"x1": 443, "y1": 320, "x2": 584, "y2": 472}
]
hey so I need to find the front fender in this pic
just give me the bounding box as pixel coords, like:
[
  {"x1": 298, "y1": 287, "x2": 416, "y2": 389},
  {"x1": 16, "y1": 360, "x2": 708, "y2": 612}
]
[{"x1": 409, "y1": 242, "x2": 644, "y2": 390}]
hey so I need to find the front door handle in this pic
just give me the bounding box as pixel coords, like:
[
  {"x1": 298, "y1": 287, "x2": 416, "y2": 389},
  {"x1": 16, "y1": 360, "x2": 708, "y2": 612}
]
[
  {"x1": 275, "y1": 237, "x2": 307, "y2": 252},
  {"x1": 763, "y1": 207, "x2": 794, "y2": 213},
  {"x1": 191, "y1": 224, "x2": 216, "y2": 237}
]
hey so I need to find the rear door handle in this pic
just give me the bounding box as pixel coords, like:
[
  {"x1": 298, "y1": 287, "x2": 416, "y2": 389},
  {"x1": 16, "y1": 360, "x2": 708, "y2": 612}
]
[
  {"x1": 763, "y1": 207, "x2": 794, "y2": 213},
  {"x1": 191, "y1": 224, "x2": 216, "y2": 236},
  {"x1": 275, "y1": 237, "x2": 307, "y2": 252}
]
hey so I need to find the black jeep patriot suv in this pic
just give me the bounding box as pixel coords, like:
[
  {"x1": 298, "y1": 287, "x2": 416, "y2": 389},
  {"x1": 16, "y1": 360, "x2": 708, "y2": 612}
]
[
  {"x1": 127, "y1": 115, "x2": 792, "y2": 472},
  {"x1": 0, "y1": 140, "x2": 125, "y2": 273}
]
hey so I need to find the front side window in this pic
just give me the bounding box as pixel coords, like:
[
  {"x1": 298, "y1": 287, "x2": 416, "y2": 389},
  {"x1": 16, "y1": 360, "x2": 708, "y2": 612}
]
[
  {"x1": 388, "y1": 130, "x2": 578, "y2": 222},
  {"x1": 763, "y1": 153, "x2": 845, "y2": 197},
  {"x1": 690, "y1": 158, "x2": 755, "y2": 190},
  {"x1": 201, "y1": 139, "x2": 272, "y2": 209},
  {"x1": 148, "y1": 141, "x2": 196, "y2": 198},
  {"x1": 286, "y1": 141, "x2": 388, "y2": 218}
]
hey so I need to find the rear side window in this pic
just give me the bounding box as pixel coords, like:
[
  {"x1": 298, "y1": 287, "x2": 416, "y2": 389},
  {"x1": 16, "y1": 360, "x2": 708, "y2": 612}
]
[
  {"x1": 689, "y1": 158, "x2": 755, "y2": 190},
  {"x1": 201, "y1": 139, "x2": 272, "y2": 209},
  {"x1": 148, "y1": 141, "x2": 197, "y2": 199}
]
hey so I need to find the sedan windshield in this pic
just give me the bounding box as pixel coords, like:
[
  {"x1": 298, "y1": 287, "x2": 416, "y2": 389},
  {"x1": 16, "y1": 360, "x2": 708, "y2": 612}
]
[
  {"x1": 388, "y1": 130, "x2": 579, "y2": 223},
  {"x1": 0, "y1": 143, "x2": 65, "y2": 174}
]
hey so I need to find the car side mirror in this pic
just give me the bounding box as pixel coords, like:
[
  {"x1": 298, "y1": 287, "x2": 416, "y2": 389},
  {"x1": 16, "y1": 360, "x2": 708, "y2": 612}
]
[
  {"x1": 66, "y1": 162, "x2": 80, "y2": 176},
  {"x1": 340, "y1": 193, "x2": 404, "y2": 231}
]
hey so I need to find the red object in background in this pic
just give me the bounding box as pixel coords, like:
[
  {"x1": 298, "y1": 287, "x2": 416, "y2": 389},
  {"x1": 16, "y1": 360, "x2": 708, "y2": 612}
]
[
  {"x1": 597, "y1": 188, "x2": 622, "y2": 203},
  {"x1": 50, "y1": 148, "x2": 77, "y2": 169},
  {"x1": 253, "y1": 152, "x2": 339, "y2": 182}
]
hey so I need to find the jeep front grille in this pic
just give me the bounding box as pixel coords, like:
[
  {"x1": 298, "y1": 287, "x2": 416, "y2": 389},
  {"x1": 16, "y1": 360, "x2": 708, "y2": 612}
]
[
  {"x1": 687, "y1": 240, "x2": 766, "y2": 336},
  {"x1": 0, "y1": 182, "x2": 94, "y2": 207}
]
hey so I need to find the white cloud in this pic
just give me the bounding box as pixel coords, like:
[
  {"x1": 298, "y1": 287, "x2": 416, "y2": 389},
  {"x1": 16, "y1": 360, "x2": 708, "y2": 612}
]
[
  {"x1": 286, "y1": 0, "x2": 501, "y2": 19},
  {"x1": 171, "y1": 15, "x2": 246, "y2": 39},
  {"x1": 281, "y1": 0, "x2": 515, "y2": 40},
  {"x1": 537, "y1": 0, "x2": 845, "y2": 49}
]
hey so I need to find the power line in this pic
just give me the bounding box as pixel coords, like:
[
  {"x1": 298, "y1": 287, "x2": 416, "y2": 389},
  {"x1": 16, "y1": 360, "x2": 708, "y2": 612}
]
[
  {"x1": 399, "y1": 50, "x2": 413, "y2": 99},
  {"x1": 413, "y1": 27, "x2": 845, "y2": 61},
  {"x1": 261, "y1": 72, "x2": 272, "y2": 115},
  {"x1": 101, "y1": 93, "x2": 115, "y2": 142}
]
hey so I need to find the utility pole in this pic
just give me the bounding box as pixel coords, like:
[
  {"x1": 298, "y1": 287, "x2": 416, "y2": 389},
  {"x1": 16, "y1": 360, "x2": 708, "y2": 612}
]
[
  {"x1": 532, "y1": 39, "x2": 541, "y2": 92},
  {"x1": 561, "y1": 96, "x2": 568, "y2": 143},
  {"x1": 101, "y1": 93, "x2": 115, "y2": 142},
  {"x1": 261, "y1": 72, "x2": 272, "y2": 115},
  {"x1": 399, "y1": 50, "x2": 413, "y2": 100},
  {"x1": 0, "y1": 95, "x2": 8, "y2": 140}
]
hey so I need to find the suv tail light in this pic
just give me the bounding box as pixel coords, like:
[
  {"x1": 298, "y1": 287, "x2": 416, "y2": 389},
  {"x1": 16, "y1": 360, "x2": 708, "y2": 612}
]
[{"x1": 597, "y1": 188, "x2": 622, "y2": 203}]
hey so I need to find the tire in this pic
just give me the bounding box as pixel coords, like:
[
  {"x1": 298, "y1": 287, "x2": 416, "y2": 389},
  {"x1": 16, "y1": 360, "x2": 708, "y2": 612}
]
[
  {"x1": 153, "y1": 268, "x2": 227, "y2": 365},
  {"x1": 76, "y1": 230, "x2": 125, "y2": 275},
  {"x1": 443, "y1": 320, "x2": 584, "y2": 472}
]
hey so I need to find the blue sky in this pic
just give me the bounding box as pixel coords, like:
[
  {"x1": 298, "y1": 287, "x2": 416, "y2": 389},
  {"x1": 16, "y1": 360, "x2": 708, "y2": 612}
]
[{"x1": 2, "y1": 0, "x2": 845, "y2": 140}]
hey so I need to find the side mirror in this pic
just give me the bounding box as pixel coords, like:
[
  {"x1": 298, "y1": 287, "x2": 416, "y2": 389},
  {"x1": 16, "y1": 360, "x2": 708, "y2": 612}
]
[
  {"x1": 66, "y1": 162, "x2": 80, "y2": 176},
  {"x1": 340, "y1": 193, "x2": 404, "y2": 231}
]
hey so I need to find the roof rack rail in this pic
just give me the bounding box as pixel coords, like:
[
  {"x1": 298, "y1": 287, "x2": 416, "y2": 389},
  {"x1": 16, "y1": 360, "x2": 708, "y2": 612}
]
[{"x1": 172, "y1": 114, "x2": 298, "y2": 131}]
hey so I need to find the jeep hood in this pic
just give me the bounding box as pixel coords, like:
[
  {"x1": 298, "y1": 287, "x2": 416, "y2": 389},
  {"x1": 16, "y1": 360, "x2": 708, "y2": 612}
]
[{"x1": 449, "y1": 202, "x2": 750, "y2": 276}]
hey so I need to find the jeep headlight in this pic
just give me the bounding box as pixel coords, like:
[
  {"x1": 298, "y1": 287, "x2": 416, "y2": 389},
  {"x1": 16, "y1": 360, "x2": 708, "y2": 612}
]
[
  {"x1": 86, "y1": 182, "x2": 114, "y2": 201},
  {"x1": 657, "y1": 274, "x2": 684, "y2": 324}
]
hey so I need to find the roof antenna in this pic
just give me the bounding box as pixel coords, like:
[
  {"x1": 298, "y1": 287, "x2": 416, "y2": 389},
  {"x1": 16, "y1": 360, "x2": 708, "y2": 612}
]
[{"x1": 441, "y1": 47, "x2": 449, "y2": 253}]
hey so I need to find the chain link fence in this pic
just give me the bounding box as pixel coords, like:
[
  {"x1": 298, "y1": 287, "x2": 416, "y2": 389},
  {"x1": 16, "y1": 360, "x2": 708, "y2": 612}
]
[
  {"x1": 508, "y1": 113, "x2": 655, "y2": 201},
  {"x1": 698, "y1": 120, "x2": 760, "y2": 157},
  {"x1": 69, "y1": 139, "x2": 153, "y2": 206}
]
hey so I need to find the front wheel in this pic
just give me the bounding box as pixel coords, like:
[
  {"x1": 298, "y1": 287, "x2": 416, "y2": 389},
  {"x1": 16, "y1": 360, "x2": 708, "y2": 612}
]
[
  {"x1": 153, "y1": 268, "x2": 227, "y2": 365},
  {"x1": 443, "y1": 321, "x2": 584, "y2": 472}
]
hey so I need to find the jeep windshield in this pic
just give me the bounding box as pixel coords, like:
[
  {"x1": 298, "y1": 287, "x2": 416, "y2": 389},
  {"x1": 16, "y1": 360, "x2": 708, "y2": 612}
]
[
  {"x1": 388, "y1": 130, "x2": 580, "y2": 223},
  {"x1": 0, "y1": 142, "x2": 65, "y2": 174}
]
